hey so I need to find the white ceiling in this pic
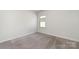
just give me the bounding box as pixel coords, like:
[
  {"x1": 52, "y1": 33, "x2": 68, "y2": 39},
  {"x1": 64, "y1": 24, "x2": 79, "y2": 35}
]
[{"x1": 32, "y1": 10, "x2": 41, "y2": 13}]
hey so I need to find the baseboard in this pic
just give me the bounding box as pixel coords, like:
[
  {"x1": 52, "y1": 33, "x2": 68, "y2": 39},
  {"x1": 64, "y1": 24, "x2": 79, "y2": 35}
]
[
  {"x1": 0, "y1": 32, "x2": 79, "y2": 43},
  {"x1": 0, "y1": 32, "x2": 36, "y2": 43},
  {"x1": 54, "y1": 35, "x2": 79, "y2": 42},
  {"x1": 39, "y1": 32, "x2": 79, "y2": 42}
]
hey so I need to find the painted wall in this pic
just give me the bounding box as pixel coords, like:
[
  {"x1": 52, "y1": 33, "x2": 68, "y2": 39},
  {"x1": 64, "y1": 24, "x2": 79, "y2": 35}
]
[
  {"x1": 0, "y1": 10, "x2": 37, "y2": 42},
  {"x1": 38, "y1": 10, "x2": 79, "y2": 41}
]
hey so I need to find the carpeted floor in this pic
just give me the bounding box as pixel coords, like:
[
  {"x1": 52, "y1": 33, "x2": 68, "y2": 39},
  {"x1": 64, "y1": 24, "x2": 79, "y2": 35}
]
[{"x1": 0, "y1": 32, "x2": 79, "y2": 49}]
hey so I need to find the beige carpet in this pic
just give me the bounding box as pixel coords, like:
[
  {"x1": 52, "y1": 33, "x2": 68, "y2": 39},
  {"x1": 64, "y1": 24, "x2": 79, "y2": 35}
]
[{"x1": 0, "y1": 32, "x2": 79, "y2": 49}]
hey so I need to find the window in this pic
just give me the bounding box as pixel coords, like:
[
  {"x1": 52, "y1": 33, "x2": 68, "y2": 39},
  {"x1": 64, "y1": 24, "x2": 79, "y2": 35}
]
[
  {"x1": 40, "y1": 16, "x2": 46, "y2": 28},
  {"x1": 40, "y1": 22, "x2": 46, "y2": 27},
  {"x1": 40, "y1": 16, "x2": 46, "y2": 19}
]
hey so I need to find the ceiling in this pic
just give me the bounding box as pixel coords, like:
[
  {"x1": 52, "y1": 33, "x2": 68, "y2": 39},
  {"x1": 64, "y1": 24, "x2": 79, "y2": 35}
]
[{"x1": 32, "y1": 10, "x2": 41, "y2": 13}]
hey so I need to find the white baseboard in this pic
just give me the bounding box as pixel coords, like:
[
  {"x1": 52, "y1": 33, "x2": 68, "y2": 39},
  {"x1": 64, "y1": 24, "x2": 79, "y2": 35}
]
[
  {"x1": 0, "y1": 32, "x2": 79, "y2": 43},
  {"x1": 39, "y1": 32, "x2": 79, "y2": 42},
  {"x1": 54, "y1": 35, "x2": 79, "y2": 42},
  {"x1": 0, "y1": 32, "x2": 36, "y2": 43}
]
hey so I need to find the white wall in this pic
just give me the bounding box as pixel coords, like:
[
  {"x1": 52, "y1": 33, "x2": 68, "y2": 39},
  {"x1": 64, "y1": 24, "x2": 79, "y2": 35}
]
[
  {"x1": 0, "y1": 10, "x2": 37, "y2": 42},
  {"x1": 38, "y1": 10, "x2": 79, "y2": 41}
]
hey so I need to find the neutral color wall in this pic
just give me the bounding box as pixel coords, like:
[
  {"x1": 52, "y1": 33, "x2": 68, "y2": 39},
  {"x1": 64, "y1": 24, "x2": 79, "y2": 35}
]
[
  {"x1": 0, "y1": 10, "x2": 37, "y2": 42},
  {"x1": 38, "y1": 10, "x2": 79, "y2": 41}
]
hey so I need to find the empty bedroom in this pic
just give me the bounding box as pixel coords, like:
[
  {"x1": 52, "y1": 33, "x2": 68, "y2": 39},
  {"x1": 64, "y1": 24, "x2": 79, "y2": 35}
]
[{"x1": 0, "y1": 10, "x2": 79, "y2": 49}]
